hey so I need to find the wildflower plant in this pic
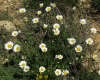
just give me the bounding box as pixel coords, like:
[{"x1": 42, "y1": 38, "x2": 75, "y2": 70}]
[{"x1": 0, "y1": 0, "x2": 100, "y2": 80}]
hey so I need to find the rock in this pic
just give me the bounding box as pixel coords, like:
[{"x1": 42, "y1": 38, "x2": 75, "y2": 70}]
[
  {"x1": 0, "y1": 0, "x2": 4, "y2": 3},
  {"x1": 0, "y1": 20, "x2": 16, "y2": 32}
]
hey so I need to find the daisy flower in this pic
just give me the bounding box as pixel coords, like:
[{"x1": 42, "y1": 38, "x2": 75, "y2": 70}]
[
  {"x1": 18, "y1": 30, "x2": 21, "y2": 33},
  {"x1": 86, "y1": 38, "x2": 93, "y2": 45},
  {"x1": 11, "y1": 31, "x2": 18, "y2": 37},
  {"x1": 62, "y1": 70, "x2": 69, "y2": 76},
  {"x1": 73, "y1": 7, "x2": 76, "y2": 10},
  {"x1": 54, "y1": 69, "x2": 61, "y2": 76},
  {"x1": 56, "y1": 15, "x2": 63, "y2": 20},
  {"x1": 41, "y1": 47, "x2": 47, "y2": 52},
  {"x1": 13, "y1": 44, "x2": 21, "y2": 52},
  {"x1": 67, "y1": 38, "x2": 76, "y2": 45},
  {"x1": 39, "y1": 3, "x2": 44, "y2": 8},
  {"x1": 32, "y1": 18, "x2": 39, "y2": 23},
  {"x1": 37, "y1": 11, "x2": 42, "y2": 15},
  {"x1": 19, "y1": 8, "x2": 26, "y2": 13},
  {"x1": 55, "y1": 55, "x2": 58, "y2": 58},
  {"x1": 23, "y1": 65, "x2": 30, "y2": 72},
  {"x1": 75, "y1": 45, "x2": 82, "y2": 52},
  {"x1": 45, "y1": 6, "x2": 51, "y2": 12},
  {"x1": 43, "y1": 24, "x2": 48, "y2": 28},
  {"x1": 92, "y1": 55, "x2": 98, "y2": 60},
  {"x1": 5, "y1": 41, "x2": 14, "y2": 50},
  {"x1": 80, "y1": 19, "x2": 86, "y2": 24},
  {"x1": 98, "y1": 70, "x2": 100, "y2": 75},
  {"x1": 24, "y1": 17, "x2": 28, "y2": 22},
  {"x1": 57, "y1": 55, "x2": 63, "y2": 59},
  {"x1": 91, "y1": 28, "x2": 97, "y2": 34},
  {"x1": 53, "y1": 23, "x2": 60, "y2": 29},
  {"x1": 39, "y1": 66, "x2": 46, "y2": 73},
  {"x1": 19, "y1": 61, "x2": 27, "y2": 68},
  {"x1": 53, "y1": 29, "x2": 60, "y2": 35},
  {"x1": 39, "y1": 43, "x2": 46, "y2": 49},
  {"x1": 50, "y1": 3, "x2": 56, "y2": 8}
]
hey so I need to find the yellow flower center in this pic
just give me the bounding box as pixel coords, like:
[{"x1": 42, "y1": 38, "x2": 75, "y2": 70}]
[
  {"x1": 43, "y1": 49, "x2": 46, "y2": 52},
  {"x1": 34, "y1": 19, "x2": 38, "y2": 23},
  {"x1": 77, "y1": 47, "x2": 81, "y2": 51},
  {"x1": 38, "y1": 12, "x2": 41, "y2": 15},
  {"x1": 44, "y1": 25, "x2": 47, "y2": 28},
  {"x1": 16, "y1": 46, "x2": 20, "y2": 51},
  {"x1": 55, "y1": 25, "x2": 58, "y2": 28},
  {"x1": 8, "y1": 44, "x2": 12, "y2": 48},
  {"x1": 47, "y1": 8, "x2": 51, "y2": 11},
  {"x1": 56, "y1": 71, "x2": 60, "y2": 74},
  {"x1": 53, "y1": 4, "x2": 56, "y2": 7},
  {"x1": 21, "y1": 10, "x2": 25, "y2": 13},
  {"x1": 63, "y1": 71, "x2": 68, "y2": 75},
  {"x1": 93, "y1": 55, "x2": 97, "y2": 60},
  {"x1": 92, "y1": 30, "x2": 95, "y2": 33},
  {"x1": 40, "y1": 68, "x2": 44, "y2": 71},
  {"x1": 41, "y1": 45, "x2": 45, "y2": 48},
  {"x1": 39, "y1": 76, "x2": 43, "y2": 79},
  {"x1": 81, "y1": 21, "x2": 85, "y2": 24},
  {"x1": 25, "y1": 68, "x2": 29, "y2": 71},
  {"x1": 21, "y1": 63, "x2": 25, "y2": 67},
  {"x1": 88, "y1": 40, "x2": 91, "y2": 43},
  {"x1": 55, "y1": 31, "x2": 58, "y2": 33},
  {"x1": 59, "y1": 56, "x2": 62, "y2": 58},
  {"x1": 58, "y1": 16, "x2": 61, "y2": 19},
  {"x1": 25, "y1": 19, "x2": 28, "y2": 22},
  {"x1": 14, "y1": 33, "x2": 17, "y2": 36},
  {"x1": 71, "y1": 40, "x2": 75, "y2": 43}
]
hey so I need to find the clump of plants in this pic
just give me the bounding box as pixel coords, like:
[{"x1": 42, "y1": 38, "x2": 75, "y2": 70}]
[{"x1": 0, "y1": 0, "x2": 100, "y2": 80}]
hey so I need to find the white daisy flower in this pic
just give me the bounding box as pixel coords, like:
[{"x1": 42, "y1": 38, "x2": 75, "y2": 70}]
[
  {"x1": 56, "y1": 15, "x2": 63, "y2": 20},
  {"x1": 73, "y1": 7, "x2": 76, "y2": 10},
  {"x1": 5, "y1": 41, "x2": 14, "y2": 50},
  {"x1": 86, "y1": 38, "x2": 93, "y2": 45},
  {"x1": 53, "y1": 29, "x2": 60, "y2": 35},
  {"x1": 92, "y1": 55, "x2": 98, "y2": 60},
  {"x1": 50, "y1": 3, "x2": 56, "y2": 8},
  {"x1": 98, "y1": 70, "x2": 100, "y2": 75},
  {"x1": 55, "y1": 55, "x2": 58, "y2": 58},
  {"x1": 43, "y1": 24, "x2": 48, "y2": 28},
  {"x1": 80, "y1": 19, "x2": 86, "y2": 24},
  {"x1": 41, "y1": 47, "x2": 47, "y2": 52},
  {"x1": 39, "y1": 66, "x2": 46, "y2": 73},
  {"x1": 45, "y1": 6, "x2": 51, "y2": 12},
  {"x1": 13, "y1": 44, "x2": 21, "y2": 52},
  {"x1": 24, "y1": 17, "x2": 28, "y2": 22},
  {"x1": 67, "y1": 38, "x2": 76, "y2": 45},
  {"x1": 53, "y1": 23, "x2": 60, "y2": 29},
  {"x1": 91, "y1": 28, "x2": 97, "y2": 34},
  {"x1": 37, "y1": 11, "x2": 42, "y2": 15},
  {"x1": 39, "y1": 3, "x2": 44, "y2": 8},
  {"x1": 57, "y1": 55, "x2": 63, "y2": 59},
  {"x1": 75, "y1": 45, "x2": 82, "y2": 52},
  {"x1": 32, "y1": 18, "x2": 39, "y2": 23},
  {"x1": 19, "y1": 61, "x2": 27, "y2": 68},
  {"x1": 39, "y1": 43, "x2": 46, "y2": 49},
  {"x1": 54, "y1": 69, "x2": 61, "y2": 76},
  {"x1": 18, "y1": 30, "x2": 21, "y2": 33},
  {"x1": 62, "y1": 70, "x2": 69, "y2": 76},
  {"x1": 23, "y1": 65, "x2": 30, "y2": 72},
  {"x1": 19, "y1": 8, "x2": 26, "y2": 13},
  {"x1": 11, "y1": 31, "x2": 18, "y2": 37}
]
